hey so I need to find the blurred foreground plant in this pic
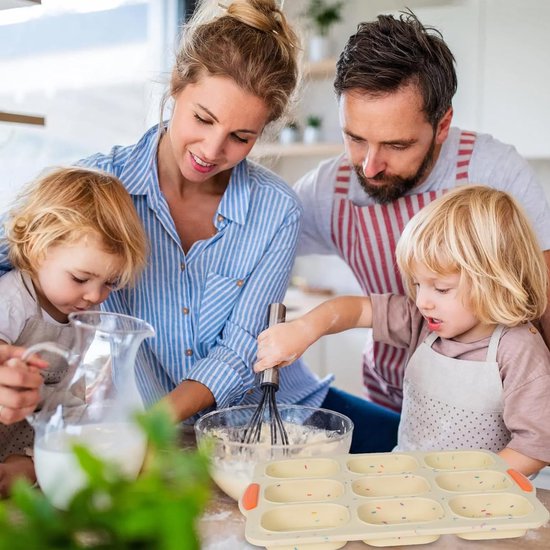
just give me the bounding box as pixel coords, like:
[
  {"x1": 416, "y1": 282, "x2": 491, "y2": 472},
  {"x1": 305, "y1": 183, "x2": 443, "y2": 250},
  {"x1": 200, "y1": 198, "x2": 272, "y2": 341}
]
[{"x1": 0, "y1": 407, "x2": 211, "y2": 550}]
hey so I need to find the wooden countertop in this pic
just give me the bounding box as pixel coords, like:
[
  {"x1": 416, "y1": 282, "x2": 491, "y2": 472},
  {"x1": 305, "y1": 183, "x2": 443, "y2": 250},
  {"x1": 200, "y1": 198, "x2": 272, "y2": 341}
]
[{"x1": 200, "y1": 483, "x2": 550, "y2": 549}]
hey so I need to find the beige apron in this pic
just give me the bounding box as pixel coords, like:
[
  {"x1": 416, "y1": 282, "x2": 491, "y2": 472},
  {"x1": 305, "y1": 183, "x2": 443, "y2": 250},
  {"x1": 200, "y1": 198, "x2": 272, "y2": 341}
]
[
  {"x1": 0, "y1": 273, "x2": 74, "y2": 460},
  {"x1": 396, "y1": 324, "x2": 510, "y2": 453}
]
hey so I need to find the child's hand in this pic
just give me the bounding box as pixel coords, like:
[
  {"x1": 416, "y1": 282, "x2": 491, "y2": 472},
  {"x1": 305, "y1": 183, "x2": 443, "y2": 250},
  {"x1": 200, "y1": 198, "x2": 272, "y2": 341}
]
[
  {"x1": 254, "y1": 320, "x2": 311, "y2": 372},
  {"x1": 499, "y1": 447, "x2": 547, "y2": 477}
]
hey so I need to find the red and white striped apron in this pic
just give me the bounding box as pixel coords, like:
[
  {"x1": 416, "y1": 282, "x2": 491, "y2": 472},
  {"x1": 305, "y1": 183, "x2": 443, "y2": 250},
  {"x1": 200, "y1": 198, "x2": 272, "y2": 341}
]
[{"x1": 330, "y1": 131, "x2": 476, "y2": 411}]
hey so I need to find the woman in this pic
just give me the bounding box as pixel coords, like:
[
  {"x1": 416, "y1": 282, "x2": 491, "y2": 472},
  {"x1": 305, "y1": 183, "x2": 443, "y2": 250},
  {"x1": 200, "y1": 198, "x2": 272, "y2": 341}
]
[
  {"x1": 48, "y1": 0, "x2": 329, "y2": 422},
  {"x1": 0, "y1": 345, "x2": 46, "y2": 425}
]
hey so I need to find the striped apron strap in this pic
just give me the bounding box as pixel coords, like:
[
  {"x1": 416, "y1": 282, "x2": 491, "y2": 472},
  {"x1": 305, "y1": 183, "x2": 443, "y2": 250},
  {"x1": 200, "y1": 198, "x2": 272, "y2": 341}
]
[
  {"x1": 334, "y1": 161, "x2": 352, "y2": 195},
  {"x1": 455, "y1": 130, "x2": 476, "y2": 183},
  {"x1": 331, "y1": 159, "x2": 355, "y2": 273},
  {"x1": 330, "y1": 159, "x2": 409, "y2": 410}
]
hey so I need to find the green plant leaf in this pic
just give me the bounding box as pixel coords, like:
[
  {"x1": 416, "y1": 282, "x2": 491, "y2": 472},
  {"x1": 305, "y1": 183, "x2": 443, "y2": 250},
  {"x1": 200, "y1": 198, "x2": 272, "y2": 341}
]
[
  {"x1": 304, "y1": 0, "x2": 344, "y2": 36},
  {"x1": 137, "y1": 403, "x2": 178, "y2": 449},
  {"x1": 0, "y1": 408, "x2": 211, "y2": 549},
  {"x1": 306, "y1": 115, "x2": 322, "y2": 128}
]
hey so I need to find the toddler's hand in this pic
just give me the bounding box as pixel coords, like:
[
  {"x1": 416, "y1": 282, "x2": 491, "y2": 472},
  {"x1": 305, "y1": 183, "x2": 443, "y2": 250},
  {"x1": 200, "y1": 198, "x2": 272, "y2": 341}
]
[{"x1": 254, "y1": 320, "x2": 310, "y2": 372}]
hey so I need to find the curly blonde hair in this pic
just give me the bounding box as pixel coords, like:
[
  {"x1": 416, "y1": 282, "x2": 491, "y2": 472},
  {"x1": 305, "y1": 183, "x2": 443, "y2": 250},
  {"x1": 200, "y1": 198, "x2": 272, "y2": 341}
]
[
  {"x1": 5, "y1": 166, "x2": 147, "y2": 288},
  {"x1": 396, "y1": 185, "x2": 548, "y2": 326}
]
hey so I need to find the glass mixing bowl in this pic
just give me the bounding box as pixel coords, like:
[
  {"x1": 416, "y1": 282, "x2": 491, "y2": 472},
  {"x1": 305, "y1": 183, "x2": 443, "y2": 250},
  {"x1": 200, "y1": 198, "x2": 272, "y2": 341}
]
[{"x1": 194, "y1": 404, "x2": 353, "y2": 500}]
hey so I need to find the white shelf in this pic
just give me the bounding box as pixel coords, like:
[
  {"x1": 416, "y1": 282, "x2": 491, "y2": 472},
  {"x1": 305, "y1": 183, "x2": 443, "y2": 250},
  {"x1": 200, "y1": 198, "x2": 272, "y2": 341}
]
[
  {"x1": 250, "y1": 142, "x2": 343, "y2": 159},
  {"x1": 249, "y1": 61, "x2": 339, "y2": 161},
  {"x1": 304, "y1": 58, "x2": 337, "y2": 79}
]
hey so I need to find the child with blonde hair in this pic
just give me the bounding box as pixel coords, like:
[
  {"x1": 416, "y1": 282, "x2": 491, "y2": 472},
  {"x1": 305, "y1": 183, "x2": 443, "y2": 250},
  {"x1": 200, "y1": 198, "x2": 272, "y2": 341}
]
[
  {"x1": 0, "y1": 166, "x2": 147, "y2": 494},
  {"x1": 256, "y1": 185, "x2": 550, "y2": 476}
]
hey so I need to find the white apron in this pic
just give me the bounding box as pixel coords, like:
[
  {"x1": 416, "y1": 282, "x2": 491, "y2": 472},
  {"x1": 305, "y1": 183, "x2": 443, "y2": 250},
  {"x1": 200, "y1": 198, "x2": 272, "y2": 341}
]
[
  {"x1": 330, "y1": 131, "x2": 477, "y2": 411},
  {"x1": 0, "y1": 273, "x2": 75, "y2": 460},
  {"x1": 396, "y1": 325, "x2": 510, "y2": 452}
]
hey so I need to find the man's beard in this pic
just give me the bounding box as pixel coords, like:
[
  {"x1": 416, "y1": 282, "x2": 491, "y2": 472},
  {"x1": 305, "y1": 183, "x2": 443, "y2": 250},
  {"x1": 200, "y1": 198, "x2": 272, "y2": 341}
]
[{"x1": 353, "y1": 136, "x2": 437, "y2": 204}]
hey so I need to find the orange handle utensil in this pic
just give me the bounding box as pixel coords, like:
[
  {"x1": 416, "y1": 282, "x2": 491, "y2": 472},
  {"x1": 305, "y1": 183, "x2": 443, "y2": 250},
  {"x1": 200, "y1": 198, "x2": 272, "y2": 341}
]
[
  {"x1": 507, "y1": 468, "x2": 533, "y2": 492},
  {"x1": 241, "y1": 483, "x2": 260, "y2": 511}
]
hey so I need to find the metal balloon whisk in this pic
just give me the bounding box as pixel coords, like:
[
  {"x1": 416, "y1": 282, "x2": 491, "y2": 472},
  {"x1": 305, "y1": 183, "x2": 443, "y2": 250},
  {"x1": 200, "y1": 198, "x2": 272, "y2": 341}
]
[{"x1": 242, "y1": 303, "x2": 289, "y2": 446}]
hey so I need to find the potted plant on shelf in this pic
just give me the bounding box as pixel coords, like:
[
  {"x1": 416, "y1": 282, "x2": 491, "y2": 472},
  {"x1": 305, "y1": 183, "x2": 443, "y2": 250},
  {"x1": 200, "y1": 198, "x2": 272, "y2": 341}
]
[
  {"x1": 279, "y1": 120, "x2": 300, "y2": 145},
  {"x1": 303, "y1": 115, "x2": 323, "y2": 144},
  {"x1": 304, "y1": 0, "x2": 344, "y2": 62}
]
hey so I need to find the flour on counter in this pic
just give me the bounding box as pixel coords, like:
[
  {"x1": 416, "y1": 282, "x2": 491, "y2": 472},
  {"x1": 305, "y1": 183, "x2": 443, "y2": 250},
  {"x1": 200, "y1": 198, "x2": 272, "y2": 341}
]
[{"x1": 202, "y1": 535, "x2": 256, "y2": 550}]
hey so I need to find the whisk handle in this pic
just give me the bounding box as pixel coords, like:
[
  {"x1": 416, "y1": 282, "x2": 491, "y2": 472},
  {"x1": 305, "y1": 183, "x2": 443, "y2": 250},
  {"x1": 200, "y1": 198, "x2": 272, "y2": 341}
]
[
  {"x1": 259, "y1": 303, "x2": 286, "y2": 389},
  {"x1": 267, "y1": 302, "x2": 286, "y2": 326}
]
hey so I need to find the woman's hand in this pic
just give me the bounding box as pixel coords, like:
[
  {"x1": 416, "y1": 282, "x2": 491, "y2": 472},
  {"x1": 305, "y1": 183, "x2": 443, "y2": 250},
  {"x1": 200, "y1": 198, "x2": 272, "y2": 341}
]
[
  {"x1": 254, "y1": 319, "x2": 314, "y2": 372},
  {"x1": 0, "y1": 345, "x2": 47, "y2": 424}
]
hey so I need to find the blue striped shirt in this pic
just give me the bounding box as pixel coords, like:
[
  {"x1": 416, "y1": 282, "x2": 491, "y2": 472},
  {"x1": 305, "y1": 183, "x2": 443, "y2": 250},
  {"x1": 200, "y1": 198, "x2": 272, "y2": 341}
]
[{"x1": 0, "y1": 125, "x2": 332, "y2": 412}]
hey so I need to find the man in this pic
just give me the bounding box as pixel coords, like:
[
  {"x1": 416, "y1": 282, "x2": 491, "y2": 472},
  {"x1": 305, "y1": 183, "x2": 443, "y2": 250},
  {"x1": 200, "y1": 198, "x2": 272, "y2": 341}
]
[{"x1": 295, "y1": 11, "x2": 550, "y2": 413}]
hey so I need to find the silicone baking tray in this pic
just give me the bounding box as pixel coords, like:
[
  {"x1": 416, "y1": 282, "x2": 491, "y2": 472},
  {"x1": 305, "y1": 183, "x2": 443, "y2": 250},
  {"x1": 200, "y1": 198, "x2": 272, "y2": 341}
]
[{"x1": 239, "y1": 450, "x2": 549, "y2": 549}]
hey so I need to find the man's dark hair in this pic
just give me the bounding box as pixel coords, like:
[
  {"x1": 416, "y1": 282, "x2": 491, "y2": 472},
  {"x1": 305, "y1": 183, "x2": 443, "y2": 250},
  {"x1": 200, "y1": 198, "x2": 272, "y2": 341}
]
[{"x1": 334, "y1": 10, "x2": 457, "y2": 127}]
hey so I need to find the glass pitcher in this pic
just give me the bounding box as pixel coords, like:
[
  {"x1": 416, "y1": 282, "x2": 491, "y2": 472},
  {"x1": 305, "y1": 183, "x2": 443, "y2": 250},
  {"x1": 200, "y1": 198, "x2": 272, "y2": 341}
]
[{"x1": 23, "y1": 311, "x2": 155, "y2": 509}]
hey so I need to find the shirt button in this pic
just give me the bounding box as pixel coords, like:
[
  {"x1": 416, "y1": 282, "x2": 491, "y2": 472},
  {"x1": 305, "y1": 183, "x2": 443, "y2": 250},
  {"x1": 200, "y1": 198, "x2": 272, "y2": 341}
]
[
  {"x1": 217, "y1": 214, "x2": 224, "y2": 222},
  {"x1": 185, "y1": 349, "x2": 193, "y2": 356},
  {"x1": 236, "y1": 280, "x2": 244, "y2": 287},
  {"x1": 180, "y1": 262, "x2": 185, "y2": 271},
  {"x1": 182, "y1": 307, "x2": 189, "y2": 315}
]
